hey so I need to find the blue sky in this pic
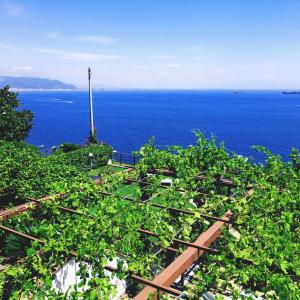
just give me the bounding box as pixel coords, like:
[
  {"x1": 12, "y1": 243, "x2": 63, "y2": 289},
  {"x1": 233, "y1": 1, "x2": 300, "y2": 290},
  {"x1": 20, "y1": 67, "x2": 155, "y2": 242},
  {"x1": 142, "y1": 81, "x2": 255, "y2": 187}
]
[{"x1": 0, "y1": 0, "x2": 300, "y2": 89}]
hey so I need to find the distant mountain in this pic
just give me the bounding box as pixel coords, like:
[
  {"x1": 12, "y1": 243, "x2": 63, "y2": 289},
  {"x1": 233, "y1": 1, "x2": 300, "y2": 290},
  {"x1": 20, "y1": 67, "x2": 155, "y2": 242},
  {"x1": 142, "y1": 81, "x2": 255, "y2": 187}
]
[{"x1": 0, "y1": 76, "x2": 78, "y2": 90}]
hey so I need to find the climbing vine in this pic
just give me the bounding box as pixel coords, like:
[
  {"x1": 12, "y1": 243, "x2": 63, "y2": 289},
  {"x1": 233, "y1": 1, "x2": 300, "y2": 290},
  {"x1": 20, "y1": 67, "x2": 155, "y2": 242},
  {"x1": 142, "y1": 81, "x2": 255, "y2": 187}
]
[{"x1": 0, "y1": 133, "x2": 299, "y2": 299}]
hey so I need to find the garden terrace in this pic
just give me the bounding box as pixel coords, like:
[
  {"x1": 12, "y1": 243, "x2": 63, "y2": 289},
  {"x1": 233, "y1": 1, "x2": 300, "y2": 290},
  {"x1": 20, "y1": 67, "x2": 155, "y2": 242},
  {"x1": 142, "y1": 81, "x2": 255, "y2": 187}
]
[
  {"x1": 0, "y1": 159, "x2": 249, "y2": 299},
  {"x1": 1, "y1": 135, "x2": 299, "y2": 299}
]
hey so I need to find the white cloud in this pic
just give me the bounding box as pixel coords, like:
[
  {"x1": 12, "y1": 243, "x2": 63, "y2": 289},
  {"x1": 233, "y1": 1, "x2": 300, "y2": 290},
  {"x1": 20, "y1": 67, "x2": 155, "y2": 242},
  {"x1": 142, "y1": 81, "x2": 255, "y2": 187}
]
[
  {"x1": 48, "y1": 32, "x2": 117, "y2": 45},
  {"x1": 33, "y1": 47, "x2": 120, "y2": 62},
  {"x1": 0, "y1": 0, "x2": 25, "y2": 17},
  {"x1": 75, "y1": 35, "x2": 116, "y2": 45},
  {"x1": 11, "y1": 65, "x2": 32, "y2": 71},
  {"x1": 152, "y1": 55, "x2": 176, "y2": 60},
  {"x1": 48, "y1": 31, "x2": 62, "y2": 40},
  {"x1": 163, "y1": 63, "x2": 182, "y2": 68},
  {"x1": 238, "y1": 63, "x2": 275, "y2": 71},
  {"x1": 0, "y1": 42, "x2": 18, "y2": 51},
  {"x1": 132, "y1": 65, "x2": 152, "y2": 70}
]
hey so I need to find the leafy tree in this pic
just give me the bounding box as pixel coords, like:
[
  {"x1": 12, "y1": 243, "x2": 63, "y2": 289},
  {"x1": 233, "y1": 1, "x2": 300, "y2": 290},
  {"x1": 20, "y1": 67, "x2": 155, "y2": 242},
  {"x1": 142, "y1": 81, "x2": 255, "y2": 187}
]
[
  {"x1": 0, "y1": 85, "x2": 34, "y2": 141},
  {"x1": 88, "y1": 130, "x2": 98, "y2": 144}
]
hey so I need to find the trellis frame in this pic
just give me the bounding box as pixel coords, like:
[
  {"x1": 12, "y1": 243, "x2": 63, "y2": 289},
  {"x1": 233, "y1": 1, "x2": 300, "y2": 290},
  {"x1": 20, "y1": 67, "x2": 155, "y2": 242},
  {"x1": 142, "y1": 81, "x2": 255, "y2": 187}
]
[{"x1": 0, "y1": 165, "x2": 251, "y2": 299}]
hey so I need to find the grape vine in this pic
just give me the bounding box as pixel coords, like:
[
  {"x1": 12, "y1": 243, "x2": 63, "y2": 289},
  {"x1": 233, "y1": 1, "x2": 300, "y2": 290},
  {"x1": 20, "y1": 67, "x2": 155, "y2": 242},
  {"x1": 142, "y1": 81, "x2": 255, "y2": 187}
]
[{"x1": 0, "y1": 133, "x2": 299, "y2": 299}]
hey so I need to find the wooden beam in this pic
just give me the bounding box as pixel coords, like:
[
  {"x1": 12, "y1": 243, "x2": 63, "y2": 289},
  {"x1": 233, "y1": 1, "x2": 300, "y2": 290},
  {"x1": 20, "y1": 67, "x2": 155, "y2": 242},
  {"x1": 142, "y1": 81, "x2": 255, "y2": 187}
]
[
  {"x1": 0, "y1": 174, "x2": 111, "y2": 222},
  {"x1": 0, "y1": 225, "x2": 44, "y2": 243},
  {"x1": 133, "y1": 211, "x2": 232, "y2": 300},
  {"x1": 0, "y1": 193, "x2": 65, "y2": 221}
]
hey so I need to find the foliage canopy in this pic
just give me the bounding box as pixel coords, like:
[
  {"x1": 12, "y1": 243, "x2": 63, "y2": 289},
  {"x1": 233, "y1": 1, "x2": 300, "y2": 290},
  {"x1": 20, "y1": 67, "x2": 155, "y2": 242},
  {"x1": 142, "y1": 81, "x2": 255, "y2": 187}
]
[
  {"x1": 0, "y1": 86, "x2": 34, "y2": 142},
  {"x1": 0, "y1": 134, "x2": 299, "y2": 299}
]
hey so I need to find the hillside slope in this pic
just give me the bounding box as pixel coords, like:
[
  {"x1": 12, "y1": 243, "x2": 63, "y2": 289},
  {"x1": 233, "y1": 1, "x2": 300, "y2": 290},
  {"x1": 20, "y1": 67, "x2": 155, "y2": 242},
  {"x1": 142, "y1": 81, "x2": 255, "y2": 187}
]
[{"x1": 0, "y1": 76, "x2": 77, "y2": 90}]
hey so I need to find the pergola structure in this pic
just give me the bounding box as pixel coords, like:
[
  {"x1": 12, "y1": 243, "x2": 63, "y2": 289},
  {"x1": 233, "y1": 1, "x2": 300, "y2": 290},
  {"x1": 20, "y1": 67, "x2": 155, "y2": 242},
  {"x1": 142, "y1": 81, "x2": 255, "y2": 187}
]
[{"x1": 0, "y1": 165, "x2": 252, "y2": 299}]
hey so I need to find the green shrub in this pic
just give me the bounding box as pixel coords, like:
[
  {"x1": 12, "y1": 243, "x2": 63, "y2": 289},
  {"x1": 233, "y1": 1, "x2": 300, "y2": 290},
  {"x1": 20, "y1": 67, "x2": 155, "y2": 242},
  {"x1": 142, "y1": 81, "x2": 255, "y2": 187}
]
[
  {"x1": 0, "y1": 142, "x2": 112, "y2": 203},
  {"x1": 60, "y1": 143, "x2": 81, "y2": 153},
  {"x1": 0, "y1": 141, "x2": 40, "y2": 197},
  {"x1": 0, "y1": 141, "x2": 90, "y2": 200},
  {"x1": 52, "y1": 144, "x2": 113, "y2": 171}
]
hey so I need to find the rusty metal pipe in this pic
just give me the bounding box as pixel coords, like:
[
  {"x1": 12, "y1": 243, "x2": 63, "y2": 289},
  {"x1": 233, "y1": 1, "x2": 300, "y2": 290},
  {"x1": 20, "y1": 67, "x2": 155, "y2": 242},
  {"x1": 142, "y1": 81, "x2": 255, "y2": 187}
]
[{"x1": 0, "y1": 225, "x2": 181, "y2": 298}]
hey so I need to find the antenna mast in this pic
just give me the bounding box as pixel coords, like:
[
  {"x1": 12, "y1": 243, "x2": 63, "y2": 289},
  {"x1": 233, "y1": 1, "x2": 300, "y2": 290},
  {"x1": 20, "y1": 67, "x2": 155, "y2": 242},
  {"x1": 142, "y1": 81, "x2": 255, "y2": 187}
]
[{"x1": 88, "y1": 67, "x2": 95, "y2": 138}]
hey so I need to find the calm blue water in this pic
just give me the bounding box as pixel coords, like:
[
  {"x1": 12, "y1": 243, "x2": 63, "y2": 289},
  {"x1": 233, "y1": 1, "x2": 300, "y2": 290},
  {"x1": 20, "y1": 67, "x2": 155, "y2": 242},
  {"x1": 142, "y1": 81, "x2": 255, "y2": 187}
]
[{"x1": 19, "y1": 90, "x2": 300, "y2": 161}]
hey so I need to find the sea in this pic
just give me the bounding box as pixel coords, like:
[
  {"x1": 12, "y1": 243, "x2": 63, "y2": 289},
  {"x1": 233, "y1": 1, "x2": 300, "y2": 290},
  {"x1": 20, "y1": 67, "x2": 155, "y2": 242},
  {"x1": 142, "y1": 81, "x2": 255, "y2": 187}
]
[{"x1": 19, "y1": 90, "x2": 300, "y2": 162}]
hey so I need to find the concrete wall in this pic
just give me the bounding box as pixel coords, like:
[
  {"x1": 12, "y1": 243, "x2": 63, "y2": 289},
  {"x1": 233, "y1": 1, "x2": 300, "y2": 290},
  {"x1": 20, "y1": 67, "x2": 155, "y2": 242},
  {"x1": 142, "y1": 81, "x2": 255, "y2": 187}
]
[{"x1": 52, "y1": 257, "x2": 127, "y2": 299}]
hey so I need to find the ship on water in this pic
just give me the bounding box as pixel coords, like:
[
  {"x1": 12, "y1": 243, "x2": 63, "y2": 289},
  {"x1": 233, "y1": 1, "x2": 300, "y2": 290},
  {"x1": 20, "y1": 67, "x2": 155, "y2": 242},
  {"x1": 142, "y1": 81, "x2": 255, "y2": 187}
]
[{"x1": 282, "y1": 90, "x2": 300, "y2": 94}]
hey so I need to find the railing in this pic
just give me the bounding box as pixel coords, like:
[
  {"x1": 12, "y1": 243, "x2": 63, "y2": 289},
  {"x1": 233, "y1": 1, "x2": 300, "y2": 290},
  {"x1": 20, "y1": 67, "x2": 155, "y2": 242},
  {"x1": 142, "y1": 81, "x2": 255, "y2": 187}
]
[
  {"x1": 112, "y1": 152, "x2": 140, "y2": 167},
  {"x1": 39, "y1": 147, "x2": 57, "y2": 157},
  {"x1": 39, "y1": 147, "x2": 140, "y2": 167}
]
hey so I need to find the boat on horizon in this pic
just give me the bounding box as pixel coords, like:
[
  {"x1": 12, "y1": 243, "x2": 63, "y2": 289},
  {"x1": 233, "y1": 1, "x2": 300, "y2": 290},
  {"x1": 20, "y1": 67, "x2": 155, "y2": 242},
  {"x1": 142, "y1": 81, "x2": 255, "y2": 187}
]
[{"x1": 282, "y1": 90, "x2": 300, "y2": 94}]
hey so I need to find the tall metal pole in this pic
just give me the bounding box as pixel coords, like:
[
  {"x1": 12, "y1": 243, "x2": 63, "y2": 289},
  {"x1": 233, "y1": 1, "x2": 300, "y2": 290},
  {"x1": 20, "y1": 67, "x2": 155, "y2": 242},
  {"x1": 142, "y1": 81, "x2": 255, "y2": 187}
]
[{"x1": 88, "y1": 67, "x2": 95, "y2": 137}]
